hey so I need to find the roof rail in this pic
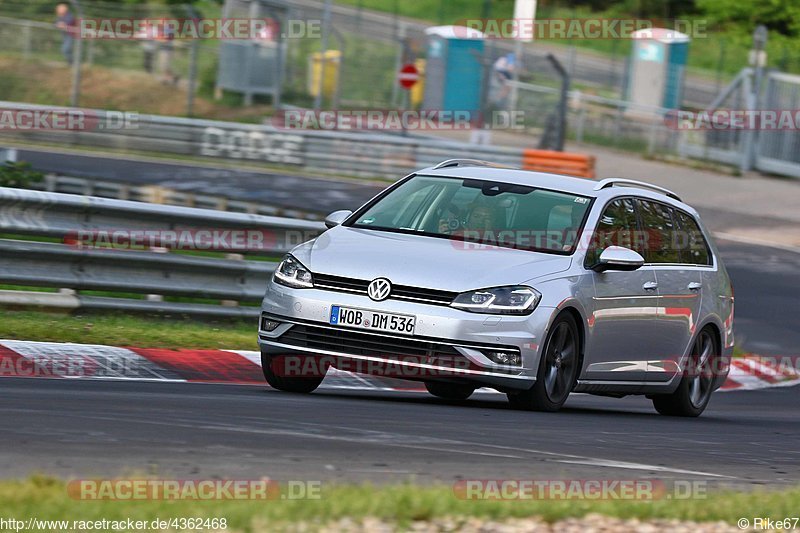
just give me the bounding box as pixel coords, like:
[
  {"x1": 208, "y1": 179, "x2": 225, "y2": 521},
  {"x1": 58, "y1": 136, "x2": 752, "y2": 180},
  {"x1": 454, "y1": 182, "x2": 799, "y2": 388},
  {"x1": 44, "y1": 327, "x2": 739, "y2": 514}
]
[
  {"x1": 594, "y1": 178, "x2": 682, "y2": 202},
  {"x1": 431, "y1": 159, "x2": 513, "y2": 170}
]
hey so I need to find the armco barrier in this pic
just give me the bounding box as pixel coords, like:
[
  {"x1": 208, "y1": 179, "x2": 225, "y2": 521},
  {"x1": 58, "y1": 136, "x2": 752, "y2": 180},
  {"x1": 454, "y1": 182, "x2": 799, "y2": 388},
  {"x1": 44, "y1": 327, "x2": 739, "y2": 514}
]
[
  {"x1": 521, "y1": 149, "x2": 596, "y2": 179},
  {"x1": 0, "y1": 187, "x2": 325, "y2": 317},
  {"x1": 0, "y1": 101, "x2": 594, "y2": 180}
]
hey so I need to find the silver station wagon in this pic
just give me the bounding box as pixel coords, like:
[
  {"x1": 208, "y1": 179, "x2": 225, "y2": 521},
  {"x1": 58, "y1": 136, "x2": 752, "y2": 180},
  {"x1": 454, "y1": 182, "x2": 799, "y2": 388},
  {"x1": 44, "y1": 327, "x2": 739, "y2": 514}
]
[{"x1": 259, "y1": 160, "x2": 734, "y2": 417}]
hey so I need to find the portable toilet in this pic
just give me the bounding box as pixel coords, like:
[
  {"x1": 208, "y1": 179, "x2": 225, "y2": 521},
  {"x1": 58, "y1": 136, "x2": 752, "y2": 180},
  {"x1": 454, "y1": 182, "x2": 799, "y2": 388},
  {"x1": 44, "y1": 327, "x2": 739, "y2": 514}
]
[
  {"x1": 628, "y1": 28, "x2": 690, "y2": 110},
  {"x1": 422, "y1": 25, "x2": 486, "y2": 116}
]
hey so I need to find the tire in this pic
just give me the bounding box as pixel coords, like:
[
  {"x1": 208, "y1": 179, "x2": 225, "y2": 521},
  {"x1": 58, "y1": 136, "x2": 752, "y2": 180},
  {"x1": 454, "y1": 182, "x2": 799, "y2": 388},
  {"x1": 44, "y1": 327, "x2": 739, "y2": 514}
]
[
  {"x1": 261, "y1": 352, "x2": 326, "y2": 394},
  {"x1": 424, "y1": 381, "x2": 475, "y2": 401},
  {"x1": 652, "y1": 328, "x2": 718, "y2": 417},
  {"x1": 507, "y1": 313, "x2": 580, "y2": 412}
]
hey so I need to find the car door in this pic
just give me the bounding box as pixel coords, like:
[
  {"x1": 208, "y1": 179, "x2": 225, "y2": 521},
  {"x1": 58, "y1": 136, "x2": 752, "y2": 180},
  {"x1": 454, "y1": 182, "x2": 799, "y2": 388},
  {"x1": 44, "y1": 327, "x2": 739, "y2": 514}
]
[
  {"x1": 636, "y1": 200, "x2": 704, "y2": 382},
  {"x1": 584, "y1": 197, "x2": 658, "y2": 382}
]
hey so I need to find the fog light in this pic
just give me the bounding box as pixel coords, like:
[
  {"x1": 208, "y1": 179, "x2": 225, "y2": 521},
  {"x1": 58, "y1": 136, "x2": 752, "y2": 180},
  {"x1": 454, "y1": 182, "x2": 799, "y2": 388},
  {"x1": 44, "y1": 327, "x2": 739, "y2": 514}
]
[
  {"x1": 261, "y1": 317, "x2": 282, "y2": 332},
  {"x1": 486, "y1": 350, "x2": 521, "y2": 366}
]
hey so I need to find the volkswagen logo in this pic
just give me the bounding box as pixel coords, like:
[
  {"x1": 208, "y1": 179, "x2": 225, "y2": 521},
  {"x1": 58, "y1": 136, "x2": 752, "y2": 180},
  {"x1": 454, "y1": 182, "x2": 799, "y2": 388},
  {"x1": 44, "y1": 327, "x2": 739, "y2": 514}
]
[{"x1": 367, "y1": 278, "x2": 392, "y2": 301}]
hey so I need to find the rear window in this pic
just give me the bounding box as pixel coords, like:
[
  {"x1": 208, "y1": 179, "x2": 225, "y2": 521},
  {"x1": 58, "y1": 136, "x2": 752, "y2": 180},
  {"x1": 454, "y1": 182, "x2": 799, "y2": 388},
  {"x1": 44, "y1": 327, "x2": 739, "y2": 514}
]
[
  {"x1": 673, "y1": 209, "x2": 712, "y2": 265},
  {"x1": 637, "y1": 200, "x2": 683, "y2": 264}
]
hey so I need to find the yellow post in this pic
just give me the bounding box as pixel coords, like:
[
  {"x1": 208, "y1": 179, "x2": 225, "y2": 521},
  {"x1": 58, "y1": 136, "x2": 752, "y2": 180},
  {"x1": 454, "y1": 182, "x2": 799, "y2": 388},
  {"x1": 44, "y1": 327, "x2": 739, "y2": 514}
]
[
  {"x1": 410, "y1": 58, "x2": 426, "y2": 109},
  {"x1": 308, "y1": 50, "x2": 342, "y2": 99}
]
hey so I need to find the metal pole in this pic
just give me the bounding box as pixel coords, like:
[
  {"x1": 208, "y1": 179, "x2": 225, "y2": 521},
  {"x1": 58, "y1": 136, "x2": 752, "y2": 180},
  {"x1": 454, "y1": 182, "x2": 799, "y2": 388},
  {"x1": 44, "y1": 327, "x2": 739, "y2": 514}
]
[
  {"x1": 185, "y1": 5, "x2": 200, "y2": 117},
  {"x1": 391, "y1": 24, "x2": 405, "y2": 108},
  {"x1": 742, "y1": 25, "x2": 767, "y2": 172},
  {"x1": 546, "y1": 53, "x2": 569, "y2": 151},
  {"x1": 69, "y1": 0, "x2": 83, "y2": 107},
  {"x1": 478, "y1": 0, "x2": 493, "y2": 131},
  {"x1": 314, "y1": 0, "x2": 332, "y2": 110}
]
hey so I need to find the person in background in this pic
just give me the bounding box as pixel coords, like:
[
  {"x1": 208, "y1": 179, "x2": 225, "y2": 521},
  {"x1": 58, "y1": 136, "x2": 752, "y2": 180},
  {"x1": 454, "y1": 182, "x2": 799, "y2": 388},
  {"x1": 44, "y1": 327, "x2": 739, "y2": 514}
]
[
  {"x1": 492, "y1": 53, "x2": 516, "y2": 106},
  {"x1": 134, "y1": 20, "x2": 158, "y2": 73},
  {"x1": 55, "y1": 3, "x2": 76, "y2": 64},
  {"x1": 156, "y1": 23, "x2": 179, "y2": 85}
]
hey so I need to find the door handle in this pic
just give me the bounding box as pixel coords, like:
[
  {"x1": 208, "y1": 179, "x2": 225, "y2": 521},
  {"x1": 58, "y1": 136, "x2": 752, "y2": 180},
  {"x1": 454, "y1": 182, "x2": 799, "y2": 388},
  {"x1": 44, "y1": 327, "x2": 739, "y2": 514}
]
[
  {"x1": 643, "y1": 281, "x2": 658, "y2": 291},
  {"x1": 688, "y1": 282, "x2": 703, "y2": 291}
]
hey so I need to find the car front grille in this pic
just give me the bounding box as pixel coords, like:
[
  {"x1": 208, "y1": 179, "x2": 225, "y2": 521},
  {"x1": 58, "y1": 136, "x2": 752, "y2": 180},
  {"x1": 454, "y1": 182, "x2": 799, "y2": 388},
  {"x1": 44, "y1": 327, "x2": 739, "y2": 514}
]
[
  {"x1": 313, "y1": 273, "x2": 458, "y2": 305},
  {"x1": 277, "y1": 323, "x2": 464, "y2": 364}
]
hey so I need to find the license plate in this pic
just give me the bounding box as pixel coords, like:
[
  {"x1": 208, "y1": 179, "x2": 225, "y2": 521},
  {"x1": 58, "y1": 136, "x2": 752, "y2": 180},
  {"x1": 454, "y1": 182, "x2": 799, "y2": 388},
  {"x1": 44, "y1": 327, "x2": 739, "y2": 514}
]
[{"x1": 329, "y1": 305, "x2": 415, "y2": 335}]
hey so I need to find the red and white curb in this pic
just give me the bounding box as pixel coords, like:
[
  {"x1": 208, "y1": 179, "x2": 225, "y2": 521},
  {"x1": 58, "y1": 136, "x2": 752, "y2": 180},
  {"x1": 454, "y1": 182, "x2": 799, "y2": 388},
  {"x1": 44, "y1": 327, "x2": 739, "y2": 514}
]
[
  {"x1": 0, "y1": 340, "x2": 797, "y2": 393},
  {"x1": 722, "y1": 355, "x2": 800, "y2": 391}
]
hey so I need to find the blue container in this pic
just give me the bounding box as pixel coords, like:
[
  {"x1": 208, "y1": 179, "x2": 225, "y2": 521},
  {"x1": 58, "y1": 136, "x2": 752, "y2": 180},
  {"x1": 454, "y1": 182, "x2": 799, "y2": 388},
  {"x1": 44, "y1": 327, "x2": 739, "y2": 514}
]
[
  {"x1": 628, "y1": 28, "x2": 690, "y2": 111},
  {"x1": 423, "y1": 26, "x2": 485, "y2": 115}
]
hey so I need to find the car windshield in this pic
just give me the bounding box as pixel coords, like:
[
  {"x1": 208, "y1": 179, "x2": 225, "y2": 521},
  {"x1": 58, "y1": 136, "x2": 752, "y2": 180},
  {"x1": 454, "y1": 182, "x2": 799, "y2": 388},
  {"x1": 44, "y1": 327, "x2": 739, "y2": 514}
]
[{"x1": 349, "y1": 175, "x2": 592, "y2": 254}]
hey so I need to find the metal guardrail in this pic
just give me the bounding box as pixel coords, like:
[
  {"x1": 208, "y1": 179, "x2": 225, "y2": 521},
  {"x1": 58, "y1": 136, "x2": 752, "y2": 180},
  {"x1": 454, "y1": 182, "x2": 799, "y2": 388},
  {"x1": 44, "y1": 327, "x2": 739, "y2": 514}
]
[
  {"x1": 0, "y1": 101, "x2": 524, "y2": 179},
  {"x1": 0, "y1": 187, "x2": 326, "y2": 317}
]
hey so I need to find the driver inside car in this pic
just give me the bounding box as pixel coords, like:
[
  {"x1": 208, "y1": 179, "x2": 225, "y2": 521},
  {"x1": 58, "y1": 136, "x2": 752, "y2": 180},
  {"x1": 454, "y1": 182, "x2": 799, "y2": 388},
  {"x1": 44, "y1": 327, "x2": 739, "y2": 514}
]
[{"x1": 438, "y1": 203, "x2": 494, "y2": 235}]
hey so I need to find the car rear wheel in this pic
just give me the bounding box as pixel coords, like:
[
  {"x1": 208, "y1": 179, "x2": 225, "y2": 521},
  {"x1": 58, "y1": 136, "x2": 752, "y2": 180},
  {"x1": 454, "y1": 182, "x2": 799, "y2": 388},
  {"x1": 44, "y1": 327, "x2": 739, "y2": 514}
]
[
  {"x1": 507, "y1": 314, "x2": 580, "y2": 412},
  {"x1": 261, "y1": 353, "x2": 326, "y2": 394},
  {"x1": 424, "y1": 381, "x2": 475, "y2": 400},
  {"x1": 651, "y1": 328, "x2": 718, "y2": 417}
]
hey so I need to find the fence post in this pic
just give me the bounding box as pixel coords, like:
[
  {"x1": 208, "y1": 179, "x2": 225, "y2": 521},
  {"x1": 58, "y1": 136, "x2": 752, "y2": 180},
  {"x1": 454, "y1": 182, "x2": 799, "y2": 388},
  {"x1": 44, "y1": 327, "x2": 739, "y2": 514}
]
[
  {"x1": 573, "y1": 90, "x2": 585, "y2": 144},
  {"x1": 185, "y1": 4, "x2": 200, "y2": 116},
  {"x1": 22, "y1": 23, "x2": 32, "y2": 59},
  {"x1": 313, "y1": 0, "x2": 333, "y2": 111},
  {"x1": 69, "y1": 0, "x2": 83, "y2": 107}
]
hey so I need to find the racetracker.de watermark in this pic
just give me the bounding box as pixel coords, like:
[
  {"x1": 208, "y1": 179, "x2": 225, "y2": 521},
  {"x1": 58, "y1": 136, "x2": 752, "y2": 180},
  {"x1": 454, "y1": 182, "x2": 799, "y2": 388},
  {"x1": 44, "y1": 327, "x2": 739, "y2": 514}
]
[
  {"x1": 64, "y1": 228, "x2": 319, "y2": 252},
  {"x1": 272, "y1": 110, "x2": 526, "y2": 131},
  {"x1": 268, "y1": 354, "x2": 475, "y2": 378},
  {"x1": 455, "y1": 18, "x2": 708, "y2": 40},
  {"x1": 0, "y1": 108, "x2": 138, "y2": 131},
  {"x1": 67, "y1": 479, "x2": 321, "y2": 500},
  {"x1": 78, "y1": 18, "x2": 321, "y2": 40},
  {"x1": 454, "y1": 479, "x2": 708, "y2": 500},
  {"x1": 666, "y1": 109, "x2": 800, "y2": 130},
  {"x1": 0, "y1": 353, "x2": 143, "y2": 378}
]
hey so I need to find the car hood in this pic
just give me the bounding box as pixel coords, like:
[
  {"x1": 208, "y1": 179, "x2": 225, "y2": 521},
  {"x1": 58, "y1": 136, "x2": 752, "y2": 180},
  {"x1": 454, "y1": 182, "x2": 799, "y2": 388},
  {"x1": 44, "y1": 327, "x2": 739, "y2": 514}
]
[{"x1": 291, "y1": 226, "x2": 573, "y2": 292}]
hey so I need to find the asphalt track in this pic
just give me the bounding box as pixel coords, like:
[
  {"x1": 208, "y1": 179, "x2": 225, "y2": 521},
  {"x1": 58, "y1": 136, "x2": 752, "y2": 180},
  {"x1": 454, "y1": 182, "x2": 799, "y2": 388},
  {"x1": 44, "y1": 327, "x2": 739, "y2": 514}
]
[
  {"x1": 18, "y1": 149, "x2": 382, "y2": 216},
  {"x1": 1, "y1": 378, "x2": 798, "y2": 484}
]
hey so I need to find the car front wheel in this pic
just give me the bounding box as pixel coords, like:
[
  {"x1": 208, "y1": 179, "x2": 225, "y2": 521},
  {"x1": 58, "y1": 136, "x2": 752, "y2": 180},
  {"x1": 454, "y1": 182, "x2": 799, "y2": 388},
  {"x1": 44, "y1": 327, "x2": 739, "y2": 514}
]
[
  {"x1": 261, "y1": 353, "x2": 326, "y2": 393},
  {"x1": 507, "y1": 313, "x2": 580, "y2": 412}
]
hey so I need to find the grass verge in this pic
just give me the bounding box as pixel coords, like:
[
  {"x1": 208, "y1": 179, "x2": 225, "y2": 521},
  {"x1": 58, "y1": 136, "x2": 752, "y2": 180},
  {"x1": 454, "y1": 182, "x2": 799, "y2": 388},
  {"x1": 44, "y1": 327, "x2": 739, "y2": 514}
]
[
  {"x1": 0, "y1": 310, "x2": 257, "y2": 350},
  {"x1": 1, "y1": 477, "x2": 798, "y2": 531}
]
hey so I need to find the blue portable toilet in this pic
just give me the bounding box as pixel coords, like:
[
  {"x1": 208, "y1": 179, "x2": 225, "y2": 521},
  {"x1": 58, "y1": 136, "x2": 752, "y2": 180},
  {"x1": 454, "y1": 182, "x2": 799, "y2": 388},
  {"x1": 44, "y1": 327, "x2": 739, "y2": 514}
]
[
  {"x1": 628, "y1": 28, "x2": 690, "y2": 110},
  {"x1": 422, "y1": 25, "x2": 486, "y2": 116}
]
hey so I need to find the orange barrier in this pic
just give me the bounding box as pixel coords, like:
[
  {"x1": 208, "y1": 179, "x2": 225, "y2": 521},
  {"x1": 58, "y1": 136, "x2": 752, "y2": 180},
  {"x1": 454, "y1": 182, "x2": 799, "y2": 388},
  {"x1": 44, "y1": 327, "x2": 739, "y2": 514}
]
[{"x1": 521, "y1": 149, "x2": 596, "y2": 179}]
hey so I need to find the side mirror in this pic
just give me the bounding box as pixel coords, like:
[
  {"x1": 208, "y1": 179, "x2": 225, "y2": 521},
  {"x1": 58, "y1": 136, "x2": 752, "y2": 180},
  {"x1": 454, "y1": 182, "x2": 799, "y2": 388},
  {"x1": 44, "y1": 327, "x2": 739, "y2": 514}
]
[
  {"x1": 592, "y1": 246, "x2": 645, "y2": 272},
  {"x1": 324, "y1": 209, "x2": 353, "y2": 229}
]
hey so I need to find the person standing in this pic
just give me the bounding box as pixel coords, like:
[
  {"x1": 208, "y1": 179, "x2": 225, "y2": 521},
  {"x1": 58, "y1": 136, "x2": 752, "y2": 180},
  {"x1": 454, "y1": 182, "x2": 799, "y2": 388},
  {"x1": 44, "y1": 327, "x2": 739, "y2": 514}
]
[{"x1": 55, "y1": 3, "x2": 76, "y2": 64}]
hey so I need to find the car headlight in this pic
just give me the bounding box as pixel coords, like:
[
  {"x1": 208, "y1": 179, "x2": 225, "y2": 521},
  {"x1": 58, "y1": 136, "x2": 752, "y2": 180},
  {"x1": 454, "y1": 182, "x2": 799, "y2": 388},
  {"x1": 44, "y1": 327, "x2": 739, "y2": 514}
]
[
  {"x1": 450, "y1": 286, "x2": 540, "y2": 315},
  {"x1": 273, "y1": 255, "x2": 314, "y2": 288}
]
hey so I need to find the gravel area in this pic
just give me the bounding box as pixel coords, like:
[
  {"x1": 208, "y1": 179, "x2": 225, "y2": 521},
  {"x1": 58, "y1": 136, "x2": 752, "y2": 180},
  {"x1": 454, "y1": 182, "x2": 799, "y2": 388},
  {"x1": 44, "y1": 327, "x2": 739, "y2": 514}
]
[{"x1": 264, "y1": 514, "x2": 742, "y2": 532}]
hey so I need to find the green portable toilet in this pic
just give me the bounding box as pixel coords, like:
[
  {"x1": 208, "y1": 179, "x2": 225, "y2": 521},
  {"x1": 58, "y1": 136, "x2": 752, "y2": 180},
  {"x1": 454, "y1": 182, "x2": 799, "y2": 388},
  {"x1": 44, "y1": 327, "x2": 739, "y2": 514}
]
[
  {"x1": 628, "y1": 28, "x2": 690, "y2": 110},
  {"x1": 422, "y1": 25, "x2": 486, "y2": 116}
]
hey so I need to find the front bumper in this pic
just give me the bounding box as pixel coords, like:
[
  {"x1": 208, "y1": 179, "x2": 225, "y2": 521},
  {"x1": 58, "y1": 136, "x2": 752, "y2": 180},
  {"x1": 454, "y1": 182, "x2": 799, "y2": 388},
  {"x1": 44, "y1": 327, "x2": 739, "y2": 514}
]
[{"x1": 258, "y1": 281, "x2": 555, "y2": 391}]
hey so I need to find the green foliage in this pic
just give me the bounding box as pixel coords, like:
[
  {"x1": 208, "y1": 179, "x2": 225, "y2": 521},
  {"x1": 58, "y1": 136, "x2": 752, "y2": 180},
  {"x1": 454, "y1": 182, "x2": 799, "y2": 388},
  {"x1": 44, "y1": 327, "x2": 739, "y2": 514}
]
[
  {"x1": 0, "y1": 161, "x2": 44, "y2": 189},
  {"x1": 697, "y1": 0, "x2": 800, "y2": 36},
  {"x1": 0, "y1": 309, "x2": 257, "y2": 350},
  {"x1": 1, "y1": 478, "x2": 800, "y2": 529}
]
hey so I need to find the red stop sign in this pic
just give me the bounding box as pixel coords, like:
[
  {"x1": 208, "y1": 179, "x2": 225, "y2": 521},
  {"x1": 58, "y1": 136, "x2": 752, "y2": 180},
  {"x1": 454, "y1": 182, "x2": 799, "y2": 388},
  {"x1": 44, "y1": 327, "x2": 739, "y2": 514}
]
[{"x1": 398, "y1": 63, "x2": 419, "y2": 89}]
